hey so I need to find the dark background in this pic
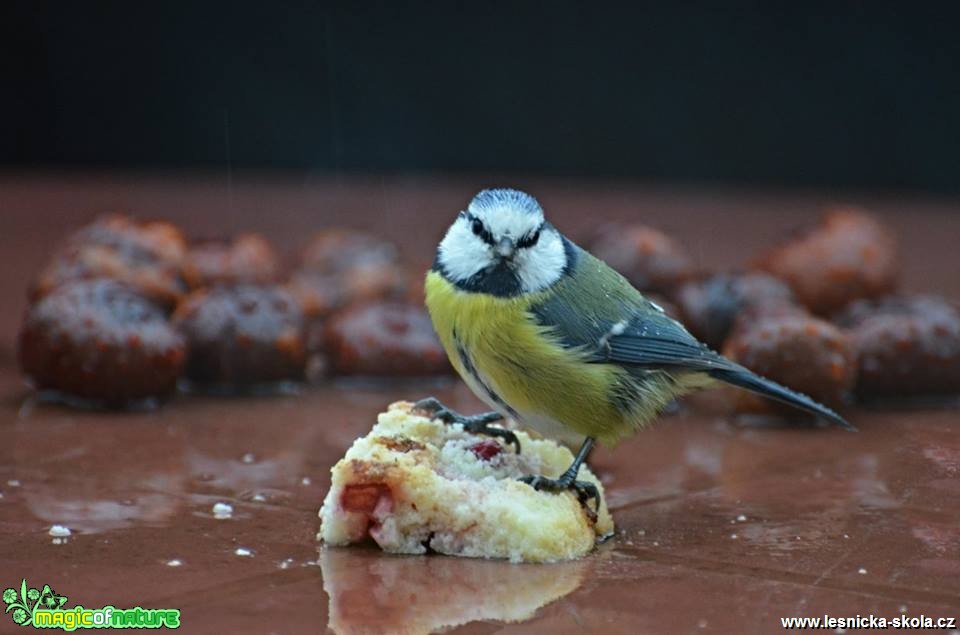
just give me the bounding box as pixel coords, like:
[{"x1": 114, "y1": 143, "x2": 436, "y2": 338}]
[{"x1": 3, "y1": 2, "x2": 960, "y2": 193}]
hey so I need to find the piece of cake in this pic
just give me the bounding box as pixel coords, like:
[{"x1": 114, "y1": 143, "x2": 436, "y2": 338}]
[{"x1": 318, "y1": 401, "x2": 614, "y2": 563}]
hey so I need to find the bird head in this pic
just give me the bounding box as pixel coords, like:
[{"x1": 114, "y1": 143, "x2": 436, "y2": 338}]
[{"x1": 434, "y1": 189, "x2": 569, "y2": 296}]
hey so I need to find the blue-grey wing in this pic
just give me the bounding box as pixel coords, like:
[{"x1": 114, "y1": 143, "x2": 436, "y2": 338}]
[{"x1": 529, "y1": 241, "x2": 735, "y2": 372}]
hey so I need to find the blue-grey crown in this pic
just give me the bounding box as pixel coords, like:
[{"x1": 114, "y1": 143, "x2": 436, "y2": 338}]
[{"x1": 469, "y1": 188, "x2": 543, "y2": 216}]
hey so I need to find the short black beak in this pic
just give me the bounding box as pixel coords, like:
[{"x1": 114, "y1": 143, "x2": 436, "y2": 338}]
[{"x1": 495, "y1": 237, "x2": 515, "y2": 259}]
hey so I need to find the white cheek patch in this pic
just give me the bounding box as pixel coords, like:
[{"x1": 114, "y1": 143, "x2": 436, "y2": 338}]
[
  {"x1": 513, "y1": 230, "x2": 567, "y2": 293},
  {"x1": 437, "y1": 220, "x2": 492, "y2": 282}
]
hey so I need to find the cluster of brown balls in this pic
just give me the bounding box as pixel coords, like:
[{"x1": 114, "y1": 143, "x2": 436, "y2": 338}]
[
  {"x1": 18, "y1": 208, "x2": 960, "y2": 413},
  {"x1": 18, "y1": 215, "x2": 449, "y2": 407},
  {"x1": 592, "y1": 207, "x2": 960, "y2": 415}
]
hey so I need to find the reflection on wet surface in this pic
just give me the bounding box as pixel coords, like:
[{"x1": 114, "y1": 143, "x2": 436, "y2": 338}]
[
  {"x1": 321, "y1": 548, "x2": 587, "y2": 634},
  {"x1": 2, "y1": 176, "x2": 960, "y2": 633},
  {"x1": 5, "y1": 378, "x2": 959, "y2": 633}
]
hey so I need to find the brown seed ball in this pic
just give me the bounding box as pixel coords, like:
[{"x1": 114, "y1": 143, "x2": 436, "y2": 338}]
[
  {"x1": 300, "y1": 229, "x2": 399, "y2": 272},
  {"x1": 590, "y1": 224, "x2": 695, "y2": 297},
  {"x1": 173, "y1": 285, "x2": 307, "y2": 388},
  {"x1": 31, "y1": 215, "x2": 188, "y2": 309},
  {"x1": 182, "y1": 233, "x2": 280, "y2": 289},
  {"x1": 677, "y1": 273, "x2": 797, "y2": 349},
  {"x1": 752, "y1": 207, "x2": 898, "y2": 316},
  {"x1": 323, "y1": 302, "x2": 450, "y2": 376},
  {"x1": 723, "y1": 315, "x2": 857, "y2": 413},
  {"x1": 287, "y1": 271, "x2": 346, "y2": 321},
  {"x1": 835, "y1": 296, "x2": 960, "y2": 400},
  {"x1": 291, "y1": 230, "x2": 408, "y2": 319},
  {"x1": 18, "y1": 279, "x2": 186, "y2": 405}
]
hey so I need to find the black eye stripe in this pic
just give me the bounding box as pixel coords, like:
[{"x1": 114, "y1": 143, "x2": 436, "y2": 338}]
[
  {"x1": 465, "y1": 213, "x2": 496, "y2": 246},
  {"x1": 516, "y1": 223, "x2": 545, "y2": 249},
  {"x1": 464, "y1": 214, "x2": 544, "y2": 248}
]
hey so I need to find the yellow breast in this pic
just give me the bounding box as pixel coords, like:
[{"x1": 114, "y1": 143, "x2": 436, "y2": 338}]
[{"x1": 423, "y1": 270, "x2": 635, "y2": 444}]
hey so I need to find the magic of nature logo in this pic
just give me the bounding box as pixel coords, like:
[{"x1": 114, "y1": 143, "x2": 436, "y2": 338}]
[{"x1": 3, "y1": 579, "x2": 180, "y2": 630}]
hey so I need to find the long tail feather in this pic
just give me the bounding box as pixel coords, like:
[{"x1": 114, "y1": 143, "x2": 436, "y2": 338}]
[{"x1": 709, "y1": 367, "x2": 856, "y2": 431}]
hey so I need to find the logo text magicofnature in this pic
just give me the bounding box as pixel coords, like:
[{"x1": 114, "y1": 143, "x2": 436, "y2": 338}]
[{"x1": 4, "y1": 580, "x2": 180, "y2": 630}]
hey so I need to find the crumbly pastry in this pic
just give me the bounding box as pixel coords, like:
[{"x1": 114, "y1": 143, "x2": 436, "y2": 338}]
[{"x1": 319, "y1": 401, "x2": 614, "y2": 563}]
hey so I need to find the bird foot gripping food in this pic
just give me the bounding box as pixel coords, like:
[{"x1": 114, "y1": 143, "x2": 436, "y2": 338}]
[{"x1": 318, "y1": 401, "x2": 614, "y2": 563}]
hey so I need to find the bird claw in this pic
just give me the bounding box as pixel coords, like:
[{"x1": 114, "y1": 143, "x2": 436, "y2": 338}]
[
  {"x1": 413, "y1": 397, "x2": 520, "y2": 454},
  {"x1": 519, "y1": 474, "x2": 600, "y2": 522}
]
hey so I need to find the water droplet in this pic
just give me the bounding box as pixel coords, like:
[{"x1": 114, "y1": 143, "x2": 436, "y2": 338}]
[
  {"x1": 48, "y1": 525, "x2": 71, "y2": 538},
  {"x1": 212, "y1": 502, "x2": 234, "y2": 519}
]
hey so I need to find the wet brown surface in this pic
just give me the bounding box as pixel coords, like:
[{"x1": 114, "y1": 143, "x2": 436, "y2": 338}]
[{"x1": 1, "y1": 174, "x2": 959, "y2": 634}]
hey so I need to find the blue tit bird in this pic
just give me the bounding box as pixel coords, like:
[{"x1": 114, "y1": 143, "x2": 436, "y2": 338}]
[{"x1": 417, "y1": 188, "x2": 853, "y2": 509}]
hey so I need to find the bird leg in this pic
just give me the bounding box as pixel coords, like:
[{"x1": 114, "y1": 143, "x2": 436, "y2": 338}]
[
  {"x1": 412, "y1": 397, "x2": 520, "y2": 454},
  {"x1": 520, "y1": 437, "x2": 600, "y2": 520}
]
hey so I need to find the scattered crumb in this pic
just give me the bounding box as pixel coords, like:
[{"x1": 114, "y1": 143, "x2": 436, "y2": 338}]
[
  {"x1": 301, "y1": 477, "x2": 312, "y2": 486},
  {"x1": 652, "y1": 541, "x2": 660, "y2": 547},
  {"x1": 166, "y1": 559, "x2": 183, "y2": 567},
  {"x1": 736, "y1": 514, "x2": 747, "y2": 522},
  {"x1": 242, "y1": 452, "x2": 256, "y2": 464},
  {"x1": 277, "y1": 558, "x2": 295, "y2": 569},
  {"x1": 251, "y1": 493, "x2": 267, "y2": 502},
  {"x1": 234, "y1": 547, "x2": 253, "y2": 557},
  {"x1": 898, "y1": 605, "x2": 907, "y2": 612},
  {"x1": 48, "y1": 525, "x2": 71, "y2": 538},
  {"x1": 212, "y1": 502, "x2": 234, "y2": 519},
  {"x1": 698, "y1": 619, "x2": 708, "y2": 629},
  {"x1": 843, "y1": 534, "x2": 850, "y2": 539},
  {"x1": 730, "y1": 533, "x2": 738, "y2": 540},
  {"x1": 858, "y1": 567, "x2": 867, "y2": 575},
  {"x1": 7, "y1": 479, "x2": 21, "y2": 487}
]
